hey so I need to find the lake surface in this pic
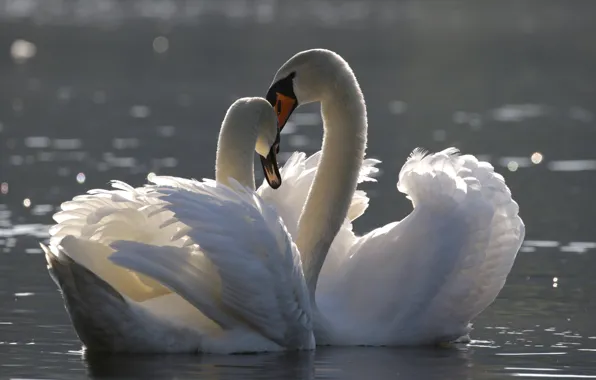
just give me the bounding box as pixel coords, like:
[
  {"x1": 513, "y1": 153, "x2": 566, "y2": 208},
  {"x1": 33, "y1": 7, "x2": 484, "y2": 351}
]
[{"x1": 1, "y1": 1, "x2": 596, "y2": 378}]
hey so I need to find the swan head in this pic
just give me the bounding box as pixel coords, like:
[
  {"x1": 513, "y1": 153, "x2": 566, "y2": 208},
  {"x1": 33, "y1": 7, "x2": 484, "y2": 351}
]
[
  {"x1": 225, "y1": 97, "x2": 282, "y2": 189},
  {"x1": 266, "y1": 49, "x2": 349, "y2": 130},
  {"x1": 248, "y1": 98, "x2": 279, "y2": 160}
]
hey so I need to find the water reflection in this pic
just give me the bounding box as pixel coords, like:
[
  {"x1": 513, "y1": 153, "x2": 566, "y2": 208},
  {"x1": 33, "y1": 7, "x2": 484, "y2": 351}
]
[
  {"x1": 82, "y1": 347, "x2": 479, "y2": 380},
  {"x1": 85, "y1": 351, "x2": 315, "y2": 380}
]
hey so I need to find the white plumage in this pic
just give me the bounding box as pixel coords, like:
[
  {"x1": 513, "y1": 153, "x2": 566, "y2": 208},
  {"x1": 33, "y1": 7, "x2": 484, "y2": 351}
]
[
  {"x1": 43, "y1": 49, "x2": 525, "y2": 352},
  {"x1": 42, "y1": 98, "x2": 317, "y2": 353},
  {"x1": 42, "y1": 97, "x2": 376, "y2": 353},
  {"x1": 315, "y1": 148, "x2": 524, "y2": 345},
  {"x1": 263, "y1": 49, "x2": 524, "y2": 346}
]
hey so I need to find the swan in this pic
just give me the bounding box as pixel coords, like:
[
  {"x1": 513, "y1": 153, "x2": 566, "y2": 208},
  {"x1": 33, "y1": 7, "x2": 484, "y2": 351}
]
[
  {"x1": 263, "y1": 49, "x2": 525, "y2": 345},
  {"x1": 41, "y1": 97, "x2": 315, "y2": 353}
]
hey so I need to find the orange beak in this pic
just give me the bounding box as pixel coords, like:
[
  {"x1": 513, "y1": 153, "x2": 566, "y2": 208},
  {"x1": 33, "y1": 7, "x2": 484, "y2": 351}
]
[
  {"x1": 272, "y1": 92, "x2": 297, "y2": 131},
  {"x1": 261, "y1": 83, "x2": 298, "y2": 190}
]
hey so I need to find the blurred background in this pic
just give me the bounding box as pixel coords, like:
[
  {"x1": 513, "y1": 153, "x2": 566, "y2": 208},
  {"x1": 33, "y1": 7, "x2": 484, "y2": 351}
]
[{"x1": 1, "y1": 1, "x2": 596, "y2": 379}]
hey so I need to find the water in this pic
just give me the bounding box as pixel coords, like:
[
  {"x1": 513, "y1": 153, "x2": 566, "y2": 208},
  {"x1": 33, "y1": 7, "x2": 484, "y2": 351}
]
[{"x1": 1, "y1": 0, "x2": 596, "y2": 378}]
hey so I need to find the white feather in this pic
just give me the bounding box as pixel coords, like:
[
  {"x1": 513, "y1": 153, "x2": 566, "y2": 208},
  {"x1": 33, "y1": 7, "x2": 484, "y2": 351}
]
[
  {"x1": 315, "y1": 148, "x2": 524, "y2": 346},
  {"x1": 42, "y1": 97, "x2": 317, "y2": 353},
  {"x1": 44, "y1": 175, "x2": 315, "y2": 353},
  {"x1": 109, "y1": 178, "x2": 314, "y2": 349},
  {"x1": 257, "y1": 151, "x2": 380, "y2": 238}
]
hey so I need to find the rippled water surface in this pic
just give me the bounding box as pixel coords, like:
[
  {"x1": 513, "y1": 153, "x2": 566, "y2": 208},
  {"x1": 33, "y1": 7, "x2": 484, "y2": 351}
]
[{"x1": 1, "y1": 1, "x2": 596, "y2": 379}]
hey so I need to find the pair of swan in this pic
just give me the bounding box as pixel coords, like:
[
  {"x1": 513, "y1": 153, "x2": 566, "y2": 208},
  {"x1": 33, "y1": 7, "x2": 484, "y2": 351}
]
[{"x1": 42, "y1": 49, "x2": 524, "y2": 353}]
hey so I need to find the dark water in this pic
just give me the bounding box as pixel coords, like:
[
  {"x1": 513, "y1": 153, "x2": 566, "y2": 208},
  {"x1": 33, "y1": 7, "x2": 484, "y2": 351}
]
[{"x1": 1, "y1": 1, "x2": 596, "y2": 378}]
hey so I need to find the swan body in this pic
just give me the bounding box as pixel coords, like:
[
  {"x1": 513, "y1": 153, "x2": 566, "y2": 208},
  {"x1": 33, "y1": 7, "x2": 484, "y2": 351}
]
[
  {"x1": 43, "y1": 97, "x2": 314, "y2": 353},
  {"x1": 265, "y1": 49, "x2": 525, "y2": 345}
]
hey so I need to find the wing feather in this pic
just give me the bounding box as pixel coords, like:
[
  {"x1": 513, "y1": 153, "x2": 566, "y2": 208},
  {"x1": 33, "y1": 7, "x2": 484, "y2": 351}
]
[
  {"x1": 257, "y1": 151, "x2": 380, "y2": 236},
  {"x1": 111, "y1": 178, "x2": 313, "y2": 349},
  {"x1": 318, "y1": 148, "x2": 524, "y2": 346}
]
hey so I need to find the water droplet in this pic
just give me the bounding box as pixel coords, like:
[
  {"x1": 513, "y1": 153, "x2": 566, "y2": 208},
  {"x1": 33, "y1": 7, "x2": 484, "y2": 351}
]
[
  {"x1": 10, "y1": 39, "x2": 37, "y2": 63},
  {"x1": 531, "y1": 152, "x2": 543, "y2": 164},
  {"x1": 130, "y1": 105, "x2": 151, "y2": 118},
  {"x1": 153, "y1": 36, "x2": 169, "y2": 53},
  {"x1": 10, "y1": 155, "x2": 24, "y2": 166},
  {"x1": 24, "y1": 136, "x2": 50, "y2": 149},
  {"x1": 76, "y1": 172, "x2": 86, "y2": 184},
  {"x1": 160, "y1": 157, "x2": 177, "y2": 168},
  {"x1": 23, "y1": 198, "x2": 31, "y2": 208},
  {"x1": 112, "y1": 138, "x2": 140, "y2": 149},
  {"x1": 492, "y1": 104, "x2": 547, "y2": 122},
  {"x1": 57, "y1": 87, "x2": 73, "y2": 102},
  {"x1": 453, "y1": 111, "x2": 467, "y2": 124},
  {"x1": 507, "y1": 161, "x2": 519, "y2": 172},
  {"x1": 0, "y1": 183, "x2": 8, "y2": 194},
  {"x1": 157, "y1": 125, "x2": 175, "y2": 137},
  {"x1": 53, "y1": 138, "x2": 82, "y2": 150},
  {"x1": 388, "y1": 100, "x2": 407, "y2": 115},
  {"x1": 469, "y1": 115, "x2": 482, "y2": 130},
  {"x1": 14, "y1": 292, "x2": 34, "y2": 297}
]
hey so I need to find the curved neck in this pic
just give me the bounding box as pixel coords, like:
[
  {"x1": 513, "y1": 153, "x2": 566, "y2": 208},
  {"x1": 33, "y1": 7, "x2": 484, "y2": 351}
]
[
  {"x1": 296, "y1": 70, "x2": 367, "y2": 298},
  {"x1": 215, "y1": 119, "x2": 257, "y2": 190}
]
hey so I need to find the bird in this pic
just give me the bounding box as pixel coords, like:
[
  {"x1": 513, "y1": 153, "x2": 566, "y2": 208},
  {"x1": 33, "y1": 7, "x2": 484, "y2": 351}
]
[
  {"x1": 42, "y1": 97, "x2": 314, "y2": 354},
  {"x1": 262, "y1": 48, "x2": 525, "y2": 346}
]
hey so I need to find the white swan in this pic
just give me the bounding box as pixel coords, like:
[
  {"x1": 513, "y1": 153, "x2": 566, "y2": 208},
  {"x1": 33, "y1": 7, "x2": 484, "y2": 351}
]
[
  {"x1": 262, "y1": 49, "x2": 525, "y2": 345},
  {"x1": 42, "y1": 97, "x2": 315, "y2": 353}
]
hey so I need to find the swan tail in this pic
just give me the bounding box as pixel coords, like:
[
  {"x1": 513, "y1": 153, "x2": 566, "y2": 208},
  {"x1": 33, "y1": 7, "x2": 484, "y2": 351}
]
[
  {"x1": 136, "y1": 180, "x2": 313, "y2": 349},
  {"x1": 42, "y1": 239, "x2": 144, "y2": 352},
  {"x1": 442, "y1": 153, "x2": 525, "y2": 319},
  {"x1": 44, "y1": 238, "x2": 207, "y2": 353},
  {"x1": 328, "y1": 148, "x2": 523, "y2": 345},
  {"x1": 394, "y1": 147, "x2": 524, "y2": 339}
]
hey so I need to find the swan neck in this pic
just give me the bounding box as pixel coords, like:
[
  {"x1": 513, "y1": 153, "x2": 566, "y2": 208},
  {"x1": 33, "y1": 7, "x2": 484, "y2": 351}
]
[
  {"x1": 297, "y1": 72, "x2": 367, "y2": 297},
  {"x1": 215, "y1": 120, "x2": 257, "y2": 189}
]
